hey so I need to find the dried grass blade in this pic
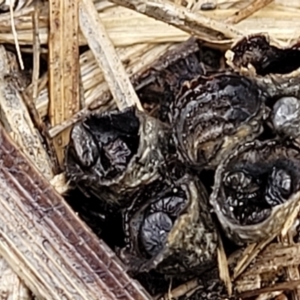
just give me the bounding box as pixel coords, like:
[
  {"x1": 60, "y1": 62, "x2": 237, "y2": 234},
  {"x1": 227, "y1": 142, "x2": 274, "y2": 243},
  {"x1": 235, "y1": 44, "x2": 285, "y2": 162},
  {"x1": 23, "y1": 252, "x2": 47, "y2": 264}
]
[
  {"x1": 1, "y1": 4, "x2": 300, "y2": 47},
  {"x1": 158, "y1": 278, "x2": 198, "y2": 300},
  {"x1": 9, "y1": 0, "x2": 24, "y2": 70},
  {"x1": 0, "y1": 255, "x2": 32, "y2": 300},
  {"x1": 226, "y1": 0, "x2": 274, "y2": 24},
  {"x1": 237, "y1": 279, "x2": 300, "y2": 299},
  {"x1": 237, "y1": 243, "x2": 300, "y2": 276},
  {"x1": 48, "y1": 0, "x2": 81, "y2": 167},
  {"x1": 217, "y1": 235, "x2": 232, "y2": 296},
  {"x1": 31, "y1": 3, "x2": 41, "y2": 123},
  {"x1": 79, "y1": 0, "x2": 143, "y2": 111},
  {"x1": 235, "y1": 242, "x2": 300, "y2": 297},
  {"x1": 0, "y1": 125, "x2": 152, "y2": 300},
  {"x1": 0, "y1": 46, "x2": 53, "y2": 181},
  {"x1": 279, "y1": 206, "x2": 300, "y2": 299},
  {"x1": 109, "y1": 0, "x2": 243, "y2": 42},
  {"x1": 233, "y1": 233, "x2": 277, "y2": 280},
  {"x1": 34, "y1": 44, "x2": 151, "y2": 118},
  {"x1": 46, "y1": 43, "x2": 172, "y2": 138}
]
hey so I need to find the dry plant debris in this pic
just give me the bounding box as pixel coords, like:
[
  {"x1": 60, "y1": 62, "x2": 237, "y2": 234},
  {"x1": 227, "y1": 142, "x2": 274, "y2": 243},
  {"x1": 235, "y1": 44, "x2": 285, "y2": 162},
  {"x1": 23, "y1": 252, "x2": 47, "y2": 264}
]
[
  {"x1": 0, "y1": 45, "x2": 53, "y2": 180},
  {"x1": 0, "y1": 0, "x2": 300, "y2": 300},
  {"x1": 79, "y1": 0, "x2": 143, "y2": 111},
  {"x1": 0, "y1": 255, "x2": 32, "y2": 300},
  {"x1": 0, "y1": 125, "x2": 151, "y2": 300},
  {"x1": 225, "y1": 0, "x2": 274, "y2": 24},
  {"x1": 110, "y1": 0, "x2": 243, "y2": 42},
  {"x1": 47, "y1": 43, "x2": 172, "y2": 138},
  {"x1": 48, "y1": 0, "x2": 81, "y2": 168}
]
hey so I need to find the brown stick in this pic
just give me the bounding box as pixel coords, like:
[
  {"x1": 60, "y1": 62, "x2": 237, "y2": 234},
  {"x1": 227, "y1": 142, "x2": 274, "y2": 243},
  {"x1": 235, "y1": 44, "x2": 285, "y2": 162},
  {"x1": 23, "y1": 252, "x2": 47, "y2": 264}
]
[
  {"x1": 48, "y1": 0, "x2": 81, "y2": 168},
  {"x1": 0, "y1": 46, "x2": 54, "y2": 181},
  {"x1": 0, "y1": 124, "x2": 151, "y2": 300},
  {"x1": 226, "y1": 0, "x2": 274, "y2": 24},
  {"x1": 79, "y1": 0, "x2": 143, "y2": 111},
  {"x1": 47, "y1": 43, "x2": 172, "y2": 138},
  {"x1": 237, "y1": 279, "x2": 300, "y2": 299},
  {"x1": 109, "y1": 0, "x2": 243, "y2": 42}
]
